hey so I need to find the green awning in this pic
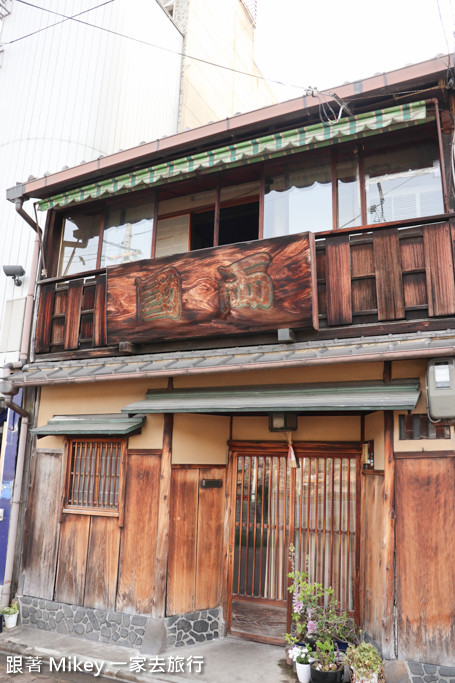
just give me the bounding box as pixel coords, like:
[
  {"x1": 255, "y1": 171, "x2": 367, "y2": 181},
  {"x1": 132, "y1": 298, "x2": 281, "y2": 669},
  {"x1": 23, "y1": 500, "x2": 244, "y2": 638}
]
[
  {"x1": 121, "y1": 380, "x2": 421, "y2": 414},
  {"x1": 38, "y1": 101, "x2": 430, "y2": 212},
  {"x1": 31, "y1": 413, "x2": 145, "y2": 438}
]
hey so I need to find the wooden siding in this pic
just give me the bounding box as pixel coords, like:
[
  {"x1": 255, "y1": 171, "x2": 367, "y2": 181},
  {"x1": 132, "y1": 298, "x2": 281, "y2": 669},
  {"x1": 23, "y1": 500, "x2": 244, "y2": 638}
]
[
  {"x1": 396, "y1": 455, "x2": 455, "y2": 665},
  {"x1": 359, "y1": 472, "x2": 385, "y2": 645},
  {"x1": 166, "y1": 467, "x2": 226, "y2": 616},
  {"x1": 24, "y1": 448, "x2": 165, "y2": 614},
  {"x1": 117, "y1": 452, "x2": 161, "y2": 614},
  {"x1": 317, "y1": 221, "x2": 455, "y2": 327},
  {"x1": 22, "y1": 451, "x2": 62, "y2": 599},
  {"x1": 55, "y1": 515, "x2": 90, "y2": 605}
]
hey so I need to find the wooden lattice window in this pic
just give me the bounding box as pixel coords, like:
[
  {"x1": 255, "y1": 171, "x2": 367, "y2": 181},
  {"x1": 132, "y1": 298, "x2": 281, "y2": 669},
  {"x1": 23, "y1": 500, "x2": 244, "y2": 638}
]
[{"x1": 63, "y1": 438, "x2": 126, "y2": 517}]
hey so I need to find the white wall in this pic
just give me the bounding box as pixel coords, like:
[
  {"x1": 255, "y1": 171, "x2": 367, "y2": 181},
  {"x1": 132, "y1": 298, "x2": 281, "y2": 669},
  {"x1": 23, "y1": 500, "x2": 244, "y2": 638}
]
[{"x1": 0, "y1": 0, "x2": 183, "y2": 364}]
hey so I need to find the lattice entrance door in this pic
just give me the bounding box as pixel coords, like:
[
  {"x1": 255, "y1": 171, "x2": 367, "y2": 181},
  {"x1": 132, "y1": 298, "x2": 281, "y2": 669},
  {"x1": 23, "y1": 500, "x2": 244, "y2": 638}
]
[{"x1": 229, "y1": 443, "x2": 360, "y2": 642}]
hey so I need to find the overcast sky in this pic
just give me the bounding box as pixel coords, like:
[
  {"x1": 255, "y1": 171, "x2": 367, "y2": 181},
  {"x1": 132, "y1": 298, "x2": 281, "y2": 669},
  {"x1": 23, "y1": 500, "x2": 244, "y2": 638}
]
[{"x1": 254, "y1": 0, "x2": 454, "y2": 100}]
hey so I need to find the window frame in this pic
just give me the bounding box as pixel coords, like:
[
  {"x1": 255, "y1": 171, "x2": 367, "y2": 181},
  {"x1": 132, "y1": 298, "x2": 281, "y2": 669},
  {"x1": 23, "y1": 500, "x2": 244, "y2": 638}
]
[{"x1": 61, "y1": 436, "x2": 127, "y2": 524}]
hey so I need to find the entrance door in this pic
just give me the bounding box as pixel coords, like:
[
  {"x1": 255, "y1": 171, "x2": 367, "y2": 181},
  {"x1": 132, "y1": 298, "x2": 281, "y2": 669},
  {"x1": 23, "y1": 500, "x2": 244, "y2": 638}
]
[{"x1": 228, "y1": 442, "x2": 361, "y2": 644}]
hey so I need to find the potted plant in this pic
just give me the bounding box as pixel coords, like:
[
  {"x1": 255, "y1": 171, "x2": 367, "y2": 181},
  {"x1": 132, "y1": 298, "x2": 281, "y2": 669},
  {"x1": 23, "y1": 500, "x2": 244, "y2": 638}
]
[
  {"x1": 310, "y1": 639, "x2": 344, "y2": 683},
  {"x1": 344, "y1": 642, "x2": 384, "y2": 683},
  {"x1": 288, "y1": 644, "x2": 314, "y2": 683},
  {"x1": 286, "y1": 544, "x2": 331, "y2": 646},
  {"x1": 2, "y1": 600, "x2": 18, "y2": 629}
]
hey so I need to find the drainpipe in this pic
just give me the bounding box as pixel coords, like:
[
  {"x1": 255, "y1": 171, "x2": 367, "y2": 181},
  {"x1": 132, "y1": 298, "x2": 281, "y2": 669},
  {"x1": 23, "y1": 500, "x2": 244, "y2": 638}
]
[{"x1": 0, "y1": 399, "x2": 28, "y2": 607}]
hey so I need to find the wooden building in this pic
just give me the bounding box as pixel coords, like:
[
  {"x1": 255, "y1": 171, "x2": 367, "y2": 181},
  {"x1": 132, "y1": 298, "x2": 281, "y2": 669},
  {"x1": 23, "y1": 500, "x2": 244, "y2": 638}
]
[{"x1": 4, "y1": 55, "x2": 455, "y2": 666}]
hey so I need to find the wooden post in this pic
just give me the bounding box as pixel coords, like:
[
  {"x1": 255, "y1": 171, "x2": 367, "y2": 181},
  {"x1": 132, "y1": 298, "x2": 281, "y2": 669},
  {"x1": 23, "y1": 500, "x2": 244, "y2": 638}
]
[
  {"x1": 382, "y1": 409, "x2": 396, "y2": 658},
  {"x1": 151, "y1": 412, "x2": 173, "y2": 619}
]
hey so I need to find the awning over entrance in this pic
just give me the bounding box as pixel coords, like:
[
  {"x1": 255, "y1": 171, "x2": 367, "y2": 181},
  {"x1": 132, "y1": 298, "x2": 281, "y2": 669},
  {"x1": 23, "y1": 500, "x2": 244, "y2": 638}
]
[
  {"x1": 38, "y1": 101, "x2": 429, "y2": 211},
  {"x1": 31, "y1": 413, "x2": 145, "y2": 438},
  {"x1": 121, "y1": 380, "x2": 421, "y2": 415}
]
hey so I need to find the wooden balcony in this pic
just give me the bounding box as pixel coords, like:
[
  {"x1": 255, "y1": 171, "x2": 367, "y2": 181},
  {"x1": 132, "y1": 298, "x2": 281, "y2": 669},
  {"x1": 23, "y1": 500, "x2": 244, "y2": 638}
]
[{"x1": 34, "y1": 220, "x2": 455, "y2": 357}]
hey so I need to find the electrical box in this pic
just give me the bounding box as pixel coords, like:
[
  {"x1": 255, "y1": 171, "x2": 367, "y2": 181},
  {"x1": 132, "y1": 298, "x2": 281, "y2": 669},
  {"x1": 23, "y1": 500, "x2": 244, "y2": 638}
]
[{"x1": 426, "y1": 359, "x2": 455, "y2": 419}]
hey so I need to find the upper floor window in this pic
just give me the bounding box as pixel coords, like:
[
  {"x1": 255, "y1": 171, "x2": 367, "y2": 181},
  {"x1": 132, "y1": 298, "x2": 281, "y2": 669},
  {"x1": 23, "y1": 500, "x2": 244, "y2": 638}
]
[
  {"x1": 53, "y1": 127, "x2": 445, "y2": 278},
  {"x1": 58, "y1": 201, "x2": 154, "y2": 276}
]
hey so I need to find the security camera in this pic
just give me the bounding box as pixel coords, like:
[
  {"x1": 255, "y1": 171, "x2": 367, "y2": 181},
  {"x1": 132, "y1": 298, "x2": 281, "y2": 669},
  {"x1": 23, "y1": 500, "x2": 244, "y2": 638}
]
[{"x1": 3, "y1": 265, "x2": 25, "y2": 286}]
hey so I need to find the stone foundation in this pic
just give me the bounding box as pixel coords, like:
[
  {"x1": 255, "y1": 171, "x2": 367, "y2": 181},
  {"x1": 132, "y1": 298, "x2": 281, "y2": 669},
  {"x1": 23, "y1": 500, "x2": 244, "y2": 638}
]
[
  {"x1": 165, "y1": 608, "x2": 224, "y2": 648},
  {"x1": 18, "y1": 597, "x2": 224, "y2": 652},
  {"x1": 407, "y1": 661, "x2": 455, "y2": 682}
]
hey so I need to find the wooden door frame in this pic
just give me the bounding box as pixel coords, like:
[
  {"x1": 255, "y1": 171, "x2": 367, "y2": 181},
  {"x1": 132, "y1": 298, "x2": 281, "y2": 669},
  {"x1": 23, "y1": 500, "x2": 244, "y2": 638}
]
[{"x1": 224, "y1": 440, "x2": 362, "y2": 633}]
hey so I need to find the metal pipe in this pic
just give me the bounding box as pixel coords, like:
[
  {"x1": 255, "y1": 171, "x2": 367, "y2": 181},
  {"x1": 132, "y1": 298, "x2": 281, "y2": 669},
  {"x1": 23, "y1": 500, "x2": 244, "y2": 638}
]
[
  {"x1": 14, "y1": 199, "x2": 38, "y2": 233},
  {"x1": 4, "y1": 399, "x2": 28, "y2": 419},
  {"x1": 0, "y1": 410, "x2": 28, "y2": 607},
  {"x1": 19, "y1": 228, "x2": 41, "y2": 364}
]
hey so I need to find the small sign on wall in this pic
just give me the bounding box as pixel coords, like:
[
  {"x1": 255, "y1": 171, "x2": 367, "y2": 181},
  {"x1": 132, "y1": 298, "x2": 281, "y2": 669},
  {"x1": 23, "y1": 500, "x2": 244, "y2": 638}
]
[{"x1": 106, "y1": 233, "x2": 317, "y2": 343}]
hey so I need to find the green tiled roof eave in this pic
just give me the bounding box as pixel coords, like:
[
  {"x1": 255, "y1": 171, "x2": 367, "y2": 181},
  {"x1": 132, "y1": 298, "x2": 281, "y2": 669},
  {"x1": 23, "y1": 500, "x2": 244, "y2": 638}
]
[
  {"x1": 31, "y1": 413, "x2": 145, "y2": 437},
  {"x1": 38, "y1": 101, "x2": 429, "y2": 212},
  {"x1": 121, "y1": 380, "x2": 421, "y2": 415}
]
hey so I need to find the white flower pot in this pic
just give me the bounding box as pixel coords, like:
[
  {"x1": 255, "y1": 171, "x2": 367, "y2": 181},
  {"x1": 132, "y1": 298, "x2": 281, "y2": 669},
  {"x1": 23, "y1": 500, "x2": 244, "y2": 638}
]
[
  {"x1": 4, "y1": 612, "x2": 18, "y2": 629},
  {"x1": 296, "y1": 662, "x2": 311, "y2": 683}
]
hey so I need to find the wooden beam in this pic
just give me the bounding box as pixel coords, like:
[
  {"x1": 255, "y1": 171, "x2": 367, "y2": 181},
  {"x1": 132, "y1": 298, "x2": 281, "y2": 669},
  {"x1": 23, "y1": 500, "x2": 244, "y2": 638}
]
[
  {"x1": 326, "y1": 234, "x2": 352, "y2": 325},
  {"x1": 373, "y1": 229, "x2": 405, "y2": 321},
  {"x1": 382, "y1": 409, "x2": 396, "y2": 658},
  {"x1": 151, "y1": 412, "x2": 173, "y2": 619}
]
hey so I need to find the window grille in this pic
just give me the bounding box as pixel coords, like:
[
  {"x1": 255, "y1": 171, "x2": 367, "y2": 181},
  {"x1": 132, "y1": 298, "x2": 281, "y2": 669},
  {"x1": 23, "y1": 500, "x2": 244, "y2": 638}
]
[{"x1": 64, "y1": 438, "x2": 125, "y2": 514}]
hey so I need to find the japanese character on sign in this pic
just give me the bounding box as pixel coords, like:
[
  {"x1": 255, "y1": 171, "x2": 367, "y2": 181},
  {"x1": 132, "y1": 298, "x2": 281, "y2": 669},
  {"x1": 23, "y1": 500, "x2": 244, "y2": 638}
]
[
  {"x1": 218, "y1": 252, "x2": 273, "y2": 316},
  {"x1": 136, "y1": 267, "x2": 182, "y2": 321}
]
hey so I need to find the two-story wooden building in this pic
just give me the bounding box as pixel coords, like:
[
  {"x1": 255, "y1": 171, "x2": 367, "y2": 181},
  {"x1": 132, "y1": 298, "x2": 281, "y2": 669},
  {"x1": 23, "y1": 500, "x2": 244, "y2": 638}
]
[{"x1": 4, "y1": 55, "x2": 455, "y2": 667}]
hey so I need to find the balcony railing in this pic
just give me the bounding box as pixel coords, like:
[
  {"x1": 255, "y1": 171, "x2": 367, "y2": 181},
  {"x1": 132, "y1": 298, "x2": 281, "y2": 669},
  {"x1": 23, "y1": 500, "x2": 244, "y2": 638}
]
[{"x1": 34, "y1": 220, "x2": 455, "y2": 356}]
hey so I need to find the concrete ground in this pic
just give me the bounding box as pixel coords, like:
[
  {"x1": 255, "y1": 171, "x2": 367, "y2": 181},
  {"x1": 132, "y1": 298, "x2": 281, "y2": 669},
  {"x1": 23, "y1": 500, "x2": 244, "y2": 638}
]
[{"x1": 0, "y1": 625, "x2": 410, "y2": 682}]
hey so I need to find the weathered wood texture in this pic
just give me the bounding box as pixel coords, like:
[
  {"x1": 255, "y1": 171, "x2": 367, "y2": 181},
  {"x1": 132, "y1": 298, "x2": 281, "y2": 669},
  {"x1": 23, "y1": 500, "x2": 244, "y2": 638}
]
[
  {"x1": 396, "y1": 456, "x2": 455, "y2": 665},
  {"x1": 84, "y1": 516, "x2": 121, "y2": 609},
  {"x1": 35, "y1": 274, "x2": 107, "y2": 354},
  {"x1": 359, "y1": 473, "x2": 385, "y2": 645},
  {"x1": 52, "y1": 449, "x2": 162, "y2": 613},
  {"x1": 382, "y1": 410, "x2": 395, "y2": 660},
  {"x1": 373, "y1": 229, "x2": 405, "y2": 320},
  {"x1": 152, "y1": 414, "x2": 173, "y2": 620},
  {"x1": 166, "y1": 466, "x2": 226, "y2": 616},
  {"x1": 22, "y1": 451, "x2": 62, "y2": 599},
  {"x1": 326, "y1": 234, "x2": 352, "y2": 325},
  {"x1": 117, "y1": 452, "x2": 161, "y2": 613},
  {"x1": 423, "y1": 223, "x2": 455, "y2": 316},
  {"x1": 34, "y1": 284, "x2": 55, "y2": 354},
  {"x1": 107, "y1": 233, "x2": 317, "y2": 343},
  {"x1": 55, "y1": 514, "x2": 90, "y2": 604},
  {"x1": 318, "y1": 221, "x2": 455, "y2": 326}
]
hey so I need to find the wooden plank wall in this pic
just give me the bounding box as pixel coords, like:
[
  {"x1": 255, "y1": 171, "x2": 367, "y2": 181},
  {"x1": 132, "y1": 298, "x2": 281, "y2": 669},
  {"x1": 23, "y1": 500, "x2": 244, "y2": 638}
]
[
  {"x1": 22, "y1": 450, "x2": 62, "y2": 599},
  {"x1": 23, "y1": 449, "x2": 162, "y2": 613},
  {"x1": 318, "y1": 221, "x2": 455, "y2": 326},
  {"x1": 359, "y1": 472, "x2": 385, "y2": 646},
  {"x1": 395, "y1": 456, "x2": 455, "y2": 665},
  {"x1": 166, "y1": 467, "x2": 226, "y2": 616}
]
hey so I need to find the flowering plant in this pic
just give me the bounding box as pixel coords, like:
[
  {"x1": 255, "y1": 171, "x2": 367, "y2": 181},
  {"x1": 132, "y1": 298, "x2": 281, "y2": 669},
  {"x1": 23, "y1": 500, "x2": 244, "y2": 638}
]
[
  {"x1": 288, "y1": 644, "x2": 314, "y2": 664},
  {"x1": 287, "y1": 544, "x2": 339, "y2": 642}
]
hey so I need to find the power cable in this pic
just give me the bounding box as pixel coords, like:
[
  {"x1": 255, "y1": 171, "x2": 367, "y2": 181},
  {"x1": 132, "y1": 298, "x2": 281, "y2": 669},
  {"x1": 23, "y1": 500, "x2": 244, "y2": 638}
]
[{"x1": 2, "y1": 0, "x2": 116, "y2": 45}]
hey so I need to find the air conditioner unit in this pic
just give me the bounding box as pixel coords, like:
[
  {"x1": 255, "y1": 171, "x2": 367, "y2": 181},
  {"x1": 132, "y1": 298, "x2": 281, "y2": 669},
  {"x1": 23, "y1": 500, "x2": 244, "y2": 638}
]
[{"x1": 426, "y1": 359, "x2": 455, "y2": 420}]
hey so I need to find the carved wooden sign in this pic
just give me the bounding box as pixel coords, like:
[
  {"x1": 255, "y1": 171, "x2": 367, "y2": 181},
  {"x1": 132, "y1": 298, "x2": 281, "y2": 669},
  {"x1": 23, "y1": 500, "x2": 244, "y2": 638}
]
[{"x1": 106, "y1": 233, "x2": 318, "y2": 343}]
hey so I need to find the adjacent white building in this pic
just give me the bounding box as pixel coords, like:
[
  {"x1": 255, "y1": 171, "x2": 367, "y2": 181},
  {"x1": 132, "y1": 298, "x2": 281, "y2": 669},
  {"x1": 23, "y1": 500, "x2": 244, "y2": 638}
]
[{"x1": 0, "y1": 0, "x2": 274, "y2": 365}]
